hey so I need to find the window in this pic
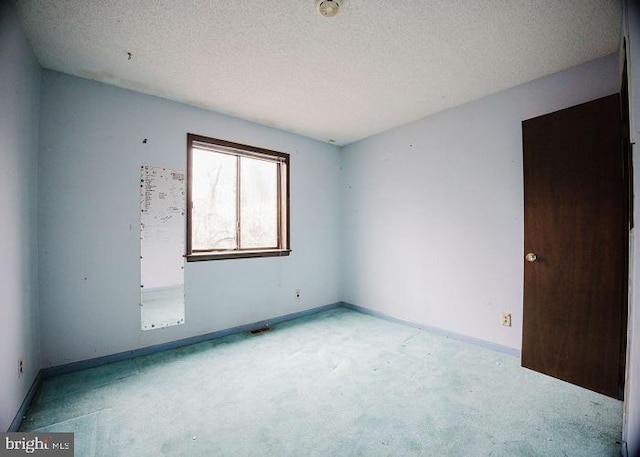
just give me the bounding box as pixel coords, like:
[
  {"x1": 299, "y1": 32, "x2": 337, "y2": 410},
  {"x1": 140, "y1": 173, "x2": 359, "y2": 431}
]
[{"x1": 186, "y1": 134, "x2": 290, "y2": 261}]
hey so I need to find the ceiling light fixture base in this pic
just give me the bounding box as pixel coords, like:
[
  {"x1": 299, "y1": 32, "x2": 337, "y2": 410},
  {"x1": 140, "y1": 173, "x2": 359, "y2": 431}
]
[{"x1": 316, "y1": 0, "x2": 341, "y2": 17}]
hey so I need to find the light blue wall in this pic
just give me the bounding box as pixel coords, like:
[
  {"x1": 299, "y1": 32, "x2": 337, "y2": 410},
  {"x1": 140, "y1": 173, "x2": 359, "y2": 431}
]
[
  {"x1": 341, "y1": 54, "x2": 619, "y2": 351},
  {"x1": 0, "y1": 4, "x2": 41, "y2": 432},
  {"x1": 623, "y1": 0, "x2": 640, "y2": 454},
  {"x1": 38, "y1": 71, "x2": 342, "y2": 367}
]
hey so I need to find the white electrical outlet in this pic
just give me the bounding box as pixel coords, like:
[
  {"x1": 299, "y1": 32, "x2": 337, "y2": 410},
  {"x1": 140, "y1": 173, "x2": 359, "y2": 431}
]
[
  {"x1": 501, "y1": 313, "x2": 512, "y2": 327},
  {"x1": 18, "y1": 359, "x2": 23, "y2": 377}
]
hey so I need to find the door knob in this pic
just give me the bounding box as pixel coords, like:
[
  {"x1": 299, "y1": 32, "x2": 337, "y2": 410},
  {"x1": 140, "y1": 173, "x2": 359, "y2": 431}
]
[{"x1": 525, "y1": 252, "x2": 537, "y2": 262}]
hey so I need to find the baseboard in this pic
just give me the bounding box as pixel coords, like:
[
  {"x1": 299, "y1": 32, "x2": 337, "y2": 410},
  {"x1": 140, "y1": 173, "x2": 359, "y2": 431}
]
[
  {"x1": 42, "y1": 302, "x2": 342, "y2": 378},
  {"x1": 340, "y1": 302, "x2": 521, "y2": 358},
  {"x1": 8, "y1": 370, "x2": 42, "y2": 432}
]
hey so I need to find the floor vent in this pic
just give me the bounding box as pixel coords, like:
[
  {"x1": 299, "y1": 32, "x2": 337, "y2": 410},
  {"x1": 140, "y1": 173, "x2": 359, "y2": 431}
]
[{"x1": 249, "y1": 325, "x2": 271, "y2": 335}]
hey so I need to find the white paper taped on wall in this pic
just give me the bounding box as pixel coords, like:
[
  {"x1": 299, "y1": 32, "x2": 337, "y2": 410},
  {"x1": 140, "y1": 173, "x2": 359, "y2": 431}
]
[{"x1": 140, "y1": 165, "x2": 186, "y2": 330}]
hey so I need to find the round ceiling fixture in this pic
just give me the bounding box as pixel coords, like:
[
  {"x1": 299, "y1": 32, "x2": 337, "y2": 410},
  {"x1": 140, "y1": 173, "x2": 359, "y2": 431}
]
[{"x1": 316, "y1": 0, "x2": 341, "y2": 17}]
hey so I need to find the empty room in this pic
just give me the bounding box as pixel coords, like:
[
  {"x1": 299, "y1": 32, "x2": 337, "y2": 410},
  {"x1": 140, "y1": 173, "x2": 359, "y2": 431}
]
[{"x1": 2, "y1": 1, "x2": 640, "y2": 456}]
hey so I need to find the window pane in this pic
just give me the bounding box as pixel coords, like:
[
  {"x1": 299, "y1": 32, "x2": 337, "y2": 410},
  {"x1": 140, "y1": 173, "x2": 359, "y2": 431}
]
[
  {"x1": 192, "y1": 148, "x2": 237, "y2": 250},
  {"x1": 240, "y1": 157, "x2": 278, "y2": 249}
]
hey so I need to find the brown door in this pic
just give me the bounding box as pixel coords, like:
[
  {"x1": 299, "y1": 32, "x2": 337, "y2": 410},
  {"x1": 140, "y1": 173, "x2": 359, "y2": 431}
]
[{"x1": 521, "y1": 94, "x2": 627, "y2": 399}]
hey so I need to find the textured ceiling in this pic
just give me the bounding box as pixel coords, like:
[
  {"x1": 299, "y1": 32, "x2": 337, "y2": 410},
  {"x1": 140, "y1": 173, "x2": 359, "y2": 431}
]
[{"x1": 15, "y1": 0, "x2": 621, "y2": 145}]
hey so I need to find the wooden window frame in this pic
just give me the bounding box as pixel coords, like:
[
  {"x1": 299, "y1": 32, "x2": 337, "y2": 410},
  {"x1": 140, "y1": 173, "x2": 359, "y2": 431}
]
[{"x1": 186, "y1": 133, "x2": 290, "y2": 261}]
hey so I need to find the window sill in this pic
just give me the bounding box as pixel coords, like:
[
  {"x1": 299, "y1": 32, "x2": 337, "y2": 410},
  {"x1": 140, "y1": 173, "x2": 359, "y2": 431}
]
[{"x1": 186, "y1": 249, "x2": 291, "y2": 262}]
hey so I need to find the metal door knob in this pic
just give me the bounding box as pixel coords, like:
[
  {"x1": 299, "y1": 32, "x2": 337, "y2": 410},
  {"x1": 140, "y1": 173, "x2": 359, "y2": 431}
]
[{"x1": 525, "y1": 253, "x2": 537, "y2": 262}]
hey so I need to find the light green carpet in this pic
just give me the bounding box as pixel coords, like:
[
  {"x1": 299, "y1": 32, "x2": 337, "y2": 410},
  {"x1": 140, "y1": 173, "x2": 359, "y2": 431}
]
[{"x1": 21, "y1": 307, "x2": 622, "y2": 456}]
